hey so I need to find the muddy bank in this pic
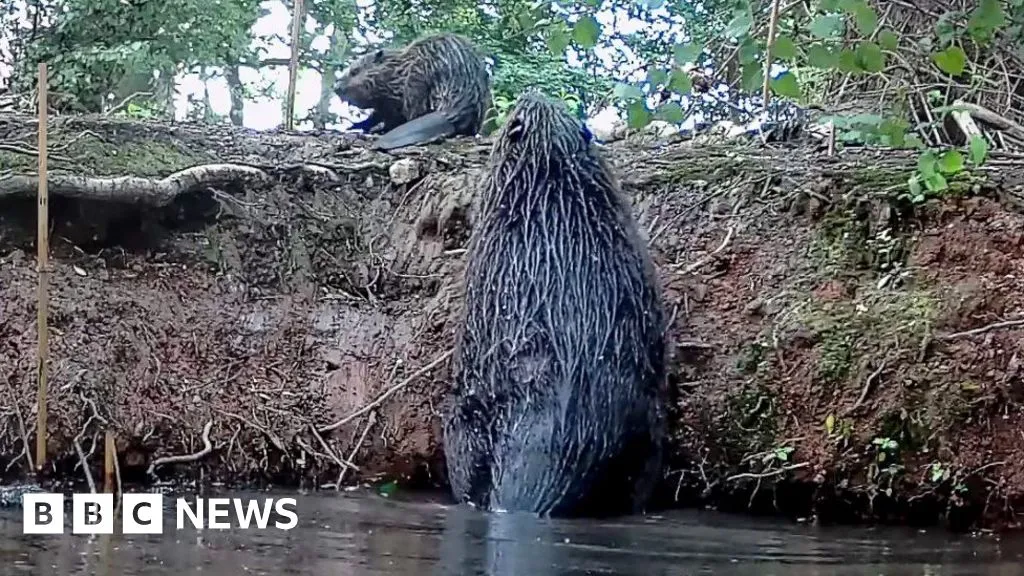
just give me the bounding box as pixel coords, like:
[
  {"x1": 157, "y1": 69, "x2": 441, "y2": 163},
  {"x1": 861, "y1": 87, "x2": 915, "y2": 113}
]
[{"x1": 3, "y1": 113, "x2": 1024, "y2": 531}]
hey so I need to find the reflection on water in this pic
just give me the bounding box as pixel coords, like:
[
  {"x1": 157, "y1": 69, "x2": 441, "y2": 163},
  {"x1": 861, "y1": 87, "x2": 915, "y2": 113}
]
[{"x1": 2, "y1": 489, "x2": 1023, "y2": 575}]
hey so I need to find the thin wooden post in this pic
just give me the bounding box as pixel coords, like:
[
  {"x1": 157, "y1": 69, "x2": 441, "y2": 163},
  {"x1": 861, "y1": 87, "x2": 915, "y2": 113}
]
[
  {"x1": 284, "y1": 0, "x2": 305, "y2": 130},
  {"x1": 34, "y1": 62, "x2": 50, "y2": 472},
  {"x1": 103, "y1": 431, "x2": 115, "y2": 493},
  {"x1": 761, "y1": 0, "x2": 782, "y2": 106}
]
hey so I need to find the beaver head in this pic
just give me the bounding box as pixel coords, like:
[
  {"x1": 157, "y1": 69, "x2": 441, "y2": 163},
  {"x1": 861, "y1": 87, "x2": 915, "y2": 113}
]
[
  {"x1": 334, "y1": 48, "x2": 397, "y2": 109},
  {"x1": 486, "y1": 90, "x2": 607, "y2": 202}
]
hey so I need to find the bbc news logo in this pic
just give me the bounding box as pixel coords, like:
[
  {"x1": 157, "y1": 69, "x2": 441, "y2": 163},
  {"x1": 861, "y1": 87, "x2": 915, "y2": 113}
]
[{"x1": 22, "y1": 493, "x2": 298, "y2": 534}]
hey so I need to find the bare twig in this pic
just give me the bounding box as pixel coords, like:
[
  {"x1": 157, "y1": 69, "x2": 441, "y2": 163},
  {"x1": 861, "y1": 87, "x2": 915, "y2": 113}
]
[
  {"x1": 147, "y1": 420, "x2": 214, "y2": 477},
  {"x1": 103, "y1": 91, "x2": 153, "y2": 117},
  {"x1": 337, "y1": 411, "x2": 378, "y2": 487},
  {"x1": 317, "y1": 350, "x2": 453, "y2": 434},
  {"x1": 845, "y1": 359, "x2": 887, "y2": 415},
  {"x1": 675, "y1": 195, "x2": 748, "y2": 274},
  {"x1": 726, "y1": 461, "x2": 810, "y2": 482},
  {"x1": 678, "y1": 226, "x2": 736, "y2": 274},
  {"x1": 8, "y1": 386, "x2": 35, "y2": 472},
  {"x1": 308, "y1": 423, "x2": 360, "y2": 473},
  {"x1": 940, "y1": 317, "x2": 1024, "y2": 341},
  {"x1": 73, "y1": 416, "x2": 97, "y2": 494}
]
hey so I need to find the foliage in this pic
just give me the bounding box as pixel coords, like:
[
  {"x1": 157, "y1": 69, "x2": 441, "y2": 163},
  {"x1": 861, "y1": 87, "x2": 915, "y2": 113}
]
[
  {"x1": 538, "y1": 0, "x2": 1016, "y2": 200},
  {"x1": 8, "y1": 0, "x2": 264, "y2": 112},
  {"x1": 2, "y1": 0, "x2": 1021, "y2": 173}
]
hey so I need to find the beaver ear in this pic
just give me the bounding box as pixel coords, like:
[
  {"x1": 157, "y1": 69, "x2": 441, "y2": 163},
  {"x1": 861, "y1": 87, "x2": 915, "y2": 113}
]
[
  {"x1": 372, "y1": 49, "x2": 384, "y2": 63},
  {"x1": 506, "y1": 117, "x2": 524, "y2": 142}
]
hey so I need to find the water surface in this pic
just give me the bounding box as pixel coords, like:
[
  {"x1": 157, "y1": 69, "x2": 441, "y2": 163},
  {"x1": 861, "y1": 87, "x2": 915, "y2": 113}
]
[{"x1": 2, "y1": 489, "x2": 1022, "y2": 575}]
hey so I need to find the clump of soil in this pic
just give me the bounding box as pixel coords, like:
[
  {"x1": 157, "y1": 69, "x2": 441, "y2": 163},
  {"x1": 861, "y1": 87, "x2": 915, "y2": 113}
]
[{"x1": 2, "y1": 113, "x2": 1024, "y2": 531}]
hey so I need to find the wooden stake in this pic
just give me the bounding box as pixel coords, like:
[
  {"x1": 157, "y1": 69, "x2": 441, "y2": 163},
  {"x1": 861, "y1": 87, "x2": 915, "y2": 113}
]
[
  {"x1": 761, "y1": 0, "x2": 783, "y2": 106},
  {"x1": 35, "y1": 62, "x2": 50, "y2": 472},
  {"x1": 103, "y1": 431, "x2": 115, "y2": 494},
  {"x1": 284, "y1": 0, "x2": 305, "y2": 131}
]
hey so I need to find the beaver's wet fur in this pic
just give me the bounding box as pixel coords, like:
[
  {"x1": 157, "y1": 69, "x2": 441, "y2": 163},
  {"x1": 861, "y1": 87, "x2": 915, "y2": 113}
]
[
  {"x1": 334, "y1": 32, "x2": 491, "y2": 150},
  {"x1": 443, "y1": 90, "x2": 669, "y2": 518}
]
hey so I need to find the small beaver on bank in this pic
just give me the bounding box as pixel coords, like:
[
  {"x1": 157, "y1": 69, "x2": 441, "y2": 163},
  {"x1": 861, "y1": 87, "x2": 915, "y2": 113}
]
[
  {"x1": 443, "y1": 91, "x2": 669, "y2": 518},
  {"x1": 334, "y1": 32, "x2": 492, "y2": 151}
]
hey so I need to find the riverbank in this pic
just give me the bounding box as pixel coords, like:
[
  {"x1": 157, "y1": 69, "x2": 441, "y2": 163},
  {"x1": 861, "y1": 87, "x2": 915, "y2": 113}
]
[{"x1": 2, "y1": 112, "x2": 1024, "y2": 531}]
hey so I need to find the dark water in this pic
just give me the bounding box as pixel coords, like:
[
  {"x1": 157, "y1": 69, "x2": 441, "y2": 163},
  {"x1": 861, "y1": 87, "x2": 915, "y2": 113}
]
[{"x1": 2, "y1": 489, "x2": 1023, "y2": 575}]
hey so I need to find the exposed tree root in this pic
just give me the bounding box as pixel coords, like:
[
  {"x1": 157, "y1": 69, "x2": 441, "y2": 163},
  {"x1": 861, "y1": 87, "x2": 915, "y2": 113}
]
[{"x1": 0, "y1": 164, "x2": 268, "y2": 206}]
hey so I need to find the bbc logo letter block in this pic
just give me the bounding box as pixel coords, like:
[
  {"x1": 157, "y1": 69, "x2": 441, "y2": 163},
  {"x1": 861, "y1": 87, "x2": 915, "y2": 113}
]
[
  {"x1": 22, "y1": 493, "x2": 164, "y2": 535},
  {"x1": 21, "y1": 493, "x2": 297, "y2": 534}
]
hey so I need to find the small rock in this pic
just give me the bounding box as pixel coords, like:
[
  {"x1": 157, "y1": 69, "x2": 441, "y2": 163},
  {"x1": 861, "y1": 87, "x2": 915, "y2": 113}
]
[
  {"x1": 744, "y1": 298, "x2": 764, "y2": 315},
  {"x1": 389, "y1": 159, "x2": 422, "y2": 185}
]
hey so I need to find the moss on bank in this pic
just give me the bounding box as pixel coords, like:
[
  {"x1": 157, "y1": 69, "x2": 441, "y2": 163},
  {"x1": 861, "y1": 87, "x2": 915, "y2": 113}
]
[{"x1": 1, "y1": 127, "x2": 212, "y2": 176}]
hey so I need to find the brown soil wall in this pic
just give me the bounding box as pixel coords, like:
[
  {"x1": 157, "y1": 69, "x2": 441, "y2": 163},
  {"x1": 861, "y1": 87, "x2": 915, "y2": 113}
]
[{"x1": 3, "y1": 113, "x2": 1024, "y2": 531}]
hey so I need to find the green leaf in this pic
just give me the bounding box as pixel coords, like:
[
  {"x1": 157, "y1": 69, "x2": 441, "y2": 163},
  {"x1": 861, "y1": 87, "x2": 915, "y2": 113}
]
[
  {"x1": 878, "y1": 30, "x2": 899, "y2": 51},
  {"x1": 878, "y1": 118, "x2": 909, "y2": 147},
  {"x1": 613, "y1": 82, "x2": 644, "y2": 101},
  {"x1": 546, "y1": 27, "x2": 570, "y2": 55},
  {"x1": 918, "y1": 151, "x2": 938, "y2": 177},
  {"x1": 924, "y1": 172, "x2": 949, "y2": 192},
  {"x1": 841, "y1": 0, "x2": 878, "y2": 35},
  {"x1": 848, "y1": 113, "x2": 885, "y2": 126},
  {"x1": 838, "y1": 48, "x2": 861, "y2": 73},
  {"x1": 673, "y1": 42, "x2": 703, "y2": 65},
  {"x1": 741, "y1": 62, "x2": 764, "y2": 93},
  {"x1": 627, "y1": 100, "x2": 652, "y2": 130},
  {"x1": 856, "y1": 41, "x2": 885, "y2": 72},
  {"x1": 668, "y1": 69, "x2": 693, "y2": 94},
  {"x1": 908, "y1": 175, "x2": 924, "y2": 202},
  {"x1": 770, "y1": 72, "x2": 801, "y2": 98},
  {"x1": 968, "y1": 0, "x2": 1007, "y2": 44},
  {"x1": 656, "y1": 101, "x2": 685, "y2": 124},
  {"x1": 738, "y1": 37, "x2": 761, "y2": 65},
  {"x1": 647, "y1": 68, "x2": 669, "y2": 86},
  {"x1": 773, "y1": 35, "x2": 798, "y2": 61},
  {"x1": 807, "y1": 44, "x2": 839, "y2": 69},
  {"x1": 810, "y1": 14, "x2": 845, "y2": 39},
  {"x1": 938, "y1": 149, "x2": 965, "y2": 174},
  {"x1": 725, "y1": 9, "x2": 754, "y2": 39},
  {"x1": 572, "y1": 15, "x2": 601, "y2": 49},
  {"x1": 933, "y1": 45, "x2": 966, "y2": 76},
  {"x1": 825, "y1": 414, "x2": 836, "y2": 434},
  {"x1": 517, "y1": 10, "x2": 538, "y2": 31},
  {"x1": 905, "y1": 134, "x2": 926, "y2": 150},
  {"x1": 819, "y1": 0, "x2": 839, "y2": 10},
  {"x1": 969, "y1": 135, "x2": 989, "y2": 165}
]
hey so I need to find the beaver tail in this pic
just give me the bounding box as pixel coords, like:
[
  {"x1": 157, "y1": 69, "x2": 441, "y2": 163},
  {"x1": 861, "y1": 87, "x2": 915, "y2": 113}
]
[{"x1": 371, "y1": 111, "x2": 457, "y2": 150}]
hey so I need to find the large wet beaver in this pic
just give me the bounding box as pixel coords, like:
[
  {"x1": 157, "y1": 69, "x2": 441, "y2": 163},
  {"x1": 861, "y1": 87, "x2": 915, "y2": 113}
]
[
  {"x1": 333, "y1": 32, "x2": 492, "y2": 151},
  {"x1": 443, "y1": 91, "x2": 669, "y2": 518}
]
